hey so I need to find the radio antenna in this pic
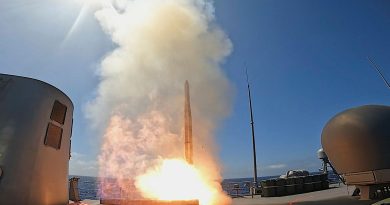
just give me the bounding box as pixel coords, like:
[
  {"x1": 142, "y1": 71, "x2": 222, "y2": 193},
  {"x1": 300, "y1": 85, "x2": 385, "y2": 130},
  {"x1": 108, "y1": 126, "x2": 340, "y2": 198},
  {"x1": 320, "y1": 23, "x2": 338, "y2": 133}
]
[
  {"x1": 245, "y1": 66, "x2": 259, "y2": 190},
  {"x1": 367, "y1": 56, "x2": 390, "y2": 90}
]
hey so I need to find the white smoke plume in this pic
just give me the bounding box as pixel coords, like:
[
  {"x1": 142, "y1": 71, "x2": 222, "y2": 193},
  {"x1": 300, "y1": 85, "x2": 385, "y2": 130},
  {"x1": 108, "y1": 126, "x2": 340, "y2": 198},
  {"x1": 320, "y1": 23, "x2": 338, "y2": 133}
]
[{"x1": 86, "y1": 0, "x2": 233, "y2": 204}]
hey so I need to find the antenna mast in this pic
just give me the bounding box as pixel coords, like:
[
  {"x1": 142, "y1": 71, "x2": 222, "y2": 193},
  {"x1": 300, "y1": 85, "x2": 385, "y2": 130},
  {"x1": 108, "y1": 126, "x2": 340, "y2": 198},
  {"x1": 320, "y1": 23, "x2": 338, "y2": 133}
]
[
  {"x1": 245, "y1": 68, "x2": 259, "y2": 188},
  {"x1": 367, "y1": 56, "x2": 390, "y2": 90}
]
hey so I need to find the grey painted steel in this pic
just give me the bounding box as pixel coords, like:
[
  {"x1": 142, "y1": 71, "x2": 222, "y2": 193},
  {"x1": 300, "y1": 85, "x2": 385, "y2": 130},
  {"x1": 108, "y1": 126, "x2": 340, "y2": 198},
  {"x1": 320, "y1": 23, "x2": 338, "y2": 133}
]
[
  {"x1": 317, "y1": 148, "x2": 327, "y2": 160},
  {"x1": 321, "y1": 105, "x2": 390, "y2": 174},
  {"x1": 0, "y1": 74, "x2": 73, "y2": 205}
]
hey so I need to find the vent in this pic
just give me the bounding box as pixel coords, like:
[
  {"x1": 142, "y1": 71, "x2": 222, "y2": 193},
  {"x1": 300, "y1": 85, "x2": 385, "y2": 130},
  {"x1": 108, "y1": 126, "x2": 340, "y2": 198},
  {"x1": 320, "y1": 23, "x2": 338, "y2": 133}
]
[
  {"x1": 45, "y1": 123, "x2": 63, "y2": 149},
  {"x1": 50, "y1": 100, "x2": 67, "y2": 125}
]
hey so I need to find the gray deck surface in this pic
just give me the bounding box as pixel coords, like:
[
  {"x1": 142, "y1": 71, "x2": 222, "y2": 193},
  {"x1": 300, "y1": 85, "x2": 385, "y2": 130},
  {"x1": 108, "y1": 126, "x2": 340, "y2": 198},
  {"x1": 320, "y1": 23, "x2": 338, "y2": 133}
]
[
  {"x1": 231, "y1": 185, "x2": 379, "y2": 205},
  {"x1": 78, "y1": 185, "x2": 385, "y2": 205}
]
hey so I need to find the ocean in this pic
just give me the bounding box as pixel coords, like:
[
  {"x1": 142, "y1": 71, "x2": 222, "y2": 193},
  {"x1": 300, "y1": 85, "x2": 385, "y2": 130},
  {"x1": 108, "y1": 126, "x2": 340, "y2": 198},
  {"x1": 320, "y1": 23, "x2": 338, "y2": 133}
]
[{"x1": 70, "y1": 172, "x2": 340, "y2": 200}]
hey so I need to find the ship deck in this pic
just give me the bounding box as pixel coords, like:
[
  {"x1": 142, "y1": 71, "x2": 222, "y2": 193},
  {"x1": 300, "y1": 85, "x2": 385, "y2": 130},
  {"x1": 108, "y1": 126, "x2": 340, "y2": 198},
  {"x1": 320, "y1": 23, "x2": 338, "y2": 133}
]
[
  {"x1": 76, "y1": 185, "x2": 386, "y2": 205},
  {"x1": 231, "y1": 185, "x2": 379, "y2": 205}
]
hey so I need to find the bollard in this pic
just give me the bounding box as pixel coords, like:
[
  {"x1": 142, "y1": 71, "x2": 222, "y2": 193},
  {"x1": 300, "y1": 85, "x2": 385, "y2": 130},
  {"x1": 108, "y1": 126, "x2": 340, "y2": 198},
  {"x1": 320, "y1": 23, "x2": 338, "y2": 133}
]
[{"x1": 69, "y1": 177, "x2": 81, "y2": 202}]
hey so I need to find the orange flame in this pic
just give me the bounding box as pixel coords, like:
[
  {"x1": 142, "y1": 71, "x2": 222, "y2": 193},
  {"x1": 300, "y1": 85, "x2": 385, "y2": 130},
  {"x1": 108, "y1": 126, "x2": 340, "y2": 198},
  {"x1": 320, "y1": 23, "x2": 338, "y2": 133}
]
[{"x1": 135, "y1": 159, "x2": 216, "y2": 204}]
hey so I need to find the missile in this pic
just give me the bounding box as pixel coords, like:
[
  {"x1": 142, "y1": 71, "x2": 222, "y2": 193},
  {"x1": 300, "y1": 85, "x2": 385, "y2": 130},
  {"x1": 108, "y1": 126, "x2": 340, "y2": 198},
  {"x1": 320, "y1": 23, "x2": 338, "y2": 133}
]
[{"x1": 184, "y1": 80, "x2": 193, "y2": 164}]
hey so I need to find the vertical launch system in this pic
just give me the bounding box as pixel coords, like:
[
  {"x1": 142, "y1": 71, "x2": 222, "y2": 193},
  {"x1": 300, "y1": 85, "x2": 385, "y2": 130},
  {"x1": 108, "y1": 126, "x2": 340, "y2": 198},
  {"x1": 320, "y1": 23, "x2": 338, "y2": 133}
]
[
  {"x1": 100, "y1": 81, "x2": 199, "y2": 205},
  {"x1": 184, "y1": 80, "x2": 193, "y2": 164}
]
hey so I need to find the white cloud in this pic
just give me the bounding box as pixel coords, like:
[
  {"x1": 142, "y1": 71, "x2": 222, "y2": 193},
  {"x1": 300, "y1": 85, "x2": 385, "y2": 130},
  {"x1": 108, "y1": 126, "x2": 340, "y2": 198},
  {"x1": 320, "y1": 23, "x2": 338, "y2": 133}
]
[
  {"x1": 69, "y1": 152, "x2": 99, "y2": 176},
  {"x1": 266, "y1": 164, "x2": 287, "y2": 169}
]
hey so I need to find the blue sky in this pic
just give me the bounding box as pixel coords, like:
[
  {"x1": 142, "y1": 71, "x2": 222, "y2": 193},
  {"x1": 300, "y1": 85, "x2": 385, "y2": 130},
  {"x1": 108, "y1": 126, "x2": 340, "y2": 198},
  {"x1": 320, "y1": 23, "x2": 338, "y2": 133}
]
[{"x1": 1, "y1": 0, "x2": 390, "y2": 178}]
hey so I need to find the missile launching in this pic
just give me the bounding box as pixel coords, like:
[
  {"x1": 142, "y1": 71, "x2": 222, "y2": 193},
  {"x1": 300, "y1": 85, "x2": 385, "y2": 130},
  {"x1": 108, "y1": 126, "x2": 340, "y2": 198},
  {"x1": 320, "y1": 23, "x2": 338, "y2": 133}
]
[{"x1": 184, "y1": 80, "x2": 193, "y2": 164}]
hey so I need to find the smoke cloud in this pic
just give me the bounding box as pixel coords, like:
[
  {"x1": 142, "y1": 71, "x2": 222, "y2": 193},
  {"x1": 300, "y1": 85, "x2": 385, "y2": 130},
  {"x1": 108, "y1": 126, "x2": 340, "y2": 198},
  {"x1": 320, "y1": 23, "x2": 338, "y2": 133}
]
[{"x1": 86, "y1": 0, "x2": 233, "y2": 204}]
